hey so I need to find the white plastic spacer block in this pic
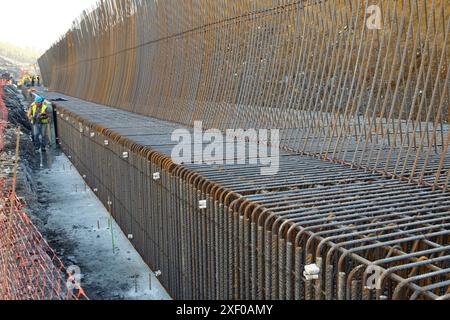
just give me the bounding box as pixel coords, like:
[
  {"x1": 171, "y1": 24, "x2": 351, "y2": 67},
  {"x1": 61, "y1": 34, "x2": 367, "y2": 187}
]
[
  {"x1": 199, "y1": 200, "x2": 207, "y2": 209},
  {"x1": 153, "y1": 172, "x2": 161, "y2": 181},
  {"x1": 304, "y1": 264, "x2": 320, "y2": 275}
]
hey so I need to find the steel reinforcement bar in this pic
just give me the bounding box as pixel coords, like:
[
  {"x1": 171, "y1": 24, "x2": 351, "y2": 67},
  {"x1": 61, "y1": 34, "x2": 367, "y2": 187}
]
[
  {"x1": 45, "y1": 92, "x2": 450, "y2": 300},
  {"x1": 38, "y1": 0, "x2": 450, "y2": 191}
]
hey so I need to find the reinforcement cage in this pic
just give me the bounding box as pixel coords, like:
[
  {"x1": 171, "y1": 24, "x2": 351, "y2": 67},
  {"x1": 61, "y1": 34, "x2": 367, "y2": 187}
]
[{"x1": 50, "y1": 95, "x2": 450, "y2": 300}]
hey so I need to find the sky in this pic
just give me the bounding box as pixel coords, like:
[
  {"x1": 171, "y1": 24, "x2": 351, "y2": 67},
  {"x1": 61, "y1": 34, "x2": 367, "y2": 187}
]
[{"x1": 0, "y1": 0, "x2": 99, "y2": 52}]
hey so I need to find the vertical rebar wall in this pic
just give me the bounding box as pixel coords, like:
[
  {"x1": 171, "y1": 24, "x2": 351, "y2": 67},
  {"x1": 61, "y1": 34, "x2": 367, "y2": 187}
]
[
  {"x1": 39, "y1": 0, "x2": 449, "y2": 190},
  {"x1": 38, "y1": 0, "x2": 449, "y2": 300}
]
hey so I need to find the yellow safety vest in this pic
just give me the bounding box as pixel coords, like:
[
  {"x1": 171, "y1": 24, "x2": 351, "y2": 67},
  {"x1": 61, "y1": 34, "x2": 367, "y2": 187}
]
[{"x1": 31, "y1": 103, "x2": 49, "y2": 124}]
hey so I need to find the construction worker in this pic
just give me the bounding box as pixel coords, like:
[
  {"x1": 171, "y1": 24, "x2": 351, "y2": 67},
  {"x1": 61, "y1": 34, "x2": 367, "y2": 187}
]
[{"x1": 27, "y1": 96, "x2": 50, "y2": 152}]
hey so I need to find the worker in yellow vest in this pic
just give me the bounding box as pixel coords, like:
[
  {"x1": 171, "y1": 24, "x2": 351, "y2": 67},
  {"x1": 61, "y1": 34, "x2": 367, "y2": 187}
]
[{"x1": 27, "y1": 96, "x2": 50, "y2": 152}]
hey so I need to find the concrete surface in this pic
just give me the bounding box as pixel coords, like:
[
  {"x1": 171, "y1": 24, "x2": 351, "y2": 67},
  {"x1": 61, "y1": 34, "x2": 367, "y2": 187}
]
[{"x1": 34, "y1": 149, "x2": 171, "y2": 300}]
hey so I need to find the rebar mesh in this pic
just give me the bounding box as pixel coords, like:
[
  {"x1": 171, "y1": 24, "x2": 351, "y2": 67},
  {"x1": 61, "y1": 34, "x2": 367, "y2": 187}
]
[{"x1": 43, "y1": 93, "x2": 450, "y2": 300}]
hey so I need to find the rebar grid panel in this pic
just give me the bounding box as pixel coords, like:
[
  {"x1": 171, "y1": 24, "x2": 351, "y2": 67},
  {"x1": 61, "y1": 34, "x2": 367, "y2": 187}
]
[
  {"x1": 46, "y1": 92, "x2": 450, "y2": 300},
  {"x1": 38, "y1": 0, "x2": 449, "y2": 190}
]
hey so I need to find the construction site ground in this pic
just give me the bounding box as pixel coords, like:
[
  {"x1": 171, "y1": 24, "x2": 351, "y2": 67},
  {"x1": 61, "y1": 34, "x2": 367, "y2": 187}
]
[{"x1": 2, "y1": 85, "x2": 170, "y2": 300}]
